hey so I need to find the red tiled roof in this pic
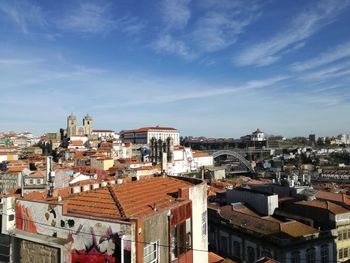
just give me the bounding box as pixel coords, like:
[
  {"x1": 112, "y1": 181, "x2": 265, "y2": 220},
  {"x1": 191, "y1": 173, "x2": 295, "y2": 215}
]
[
  {"x1": 26, "y1": 171, "x2": 46, "y2": 178},
  {"x1": 70, "y1": 141, "x2": 84, "y2": 146},
  {"x1": 122, "y1": 126, "x2": 177, "y2": 133},
  {"x1": 65, "y1": 177, "x2": 192, "y2": 219},
  {"x1": 315, "y1": 191, "x2": 350, "y2": 205},
  {"x1": 213, "y1": 204, "x2": 318, "y2": 238},
  {"x1": 131, "y1": 165, "x2": 160, "y2": 171},
  {"x1": 295, "y1": 200, "x2": 350, "y2": 214},
  {"x1": 208, "y1": 252, "x2": 225, "y2": 263},
  {"x1": 192, "y1": 150, "x2": 210, "y2": 158},
  {"x1": 92, "y1": 130, "x2": 114, "y2": 132}
]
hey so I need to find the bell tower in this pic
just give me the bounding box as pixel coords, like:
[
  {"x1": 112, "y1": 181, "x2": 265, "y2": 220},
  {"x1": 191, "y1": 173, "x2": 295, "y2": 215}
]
[
  {"x1": 67, "y1": 113, "x2": 77, "y2": 138},
  {"x1": 83, "y1": 114, "x2": 93, "y2": 136}
]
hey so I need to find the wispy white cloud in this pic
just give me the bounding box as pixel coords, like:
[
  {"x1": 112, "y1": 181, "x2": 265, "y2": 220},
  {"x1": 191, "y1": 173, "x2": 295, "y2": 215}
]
[
  {"x1": 160, "y1": 0, "x2": 191, "y2": 30},
  {"x1": 291, "y1": 40, "x2": 350, "y2": 71},
  {"x1": 109, "y1": 75, "x2": 288, "y2": 106},
  {"x1": 155, "y1": 0, "x2": 262, "y2": 58},
  {"x1": 0, "y1": 0, "x2": 46, "y2": 34},
  {"x1": 235, "y1": 0, "x2": 350, "y2": 66},
  {"x1": 57, "y1": 1, "x2": 115, "y2": 34},
  {"x1": 116, "y1": 15, "x2": 146, "y2": 35},
  {"x1": 299, "y1": 60, "x2": 350, "y2": 81},
  {"x1": 152, "y1": 34, "x2": 194, "y2": 59},
  {"x1": 0, "y1": 58, "x2": 43, "y2": 66},
  {"x1": 57, "y1": 1, "x2": 145, "y2": 36},
  {"x1": 191, "y1": 10, "x2": 258, "y2": 52}
]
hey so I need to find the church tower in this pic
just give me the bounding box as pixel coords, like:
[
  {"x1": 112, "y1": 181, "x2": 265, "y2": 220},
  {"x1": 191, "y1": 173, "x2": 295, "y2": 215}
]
[
  {"x1": 67, "y1": 113, "x2": 77, "y2": 138},
  {"x1": 83, "y1": 114, "x2": 93, "y2": 136}
]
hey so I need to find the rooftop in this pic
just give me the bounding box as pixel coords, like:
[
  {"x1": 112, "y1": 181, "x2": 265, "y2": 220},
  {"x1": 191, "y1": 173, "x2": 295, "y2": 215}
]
[
  {"x1": 209, "y1": 203, "x2": 318, "y2": 239},
  {"x1": 315, "y1": 191, "x2": 350, "y2": 205},
  {"x1": 122, "y1": 126, "x2": 178, "y2": 134},
  {"x1": 22, "y1": 176, "x2": 201, "y2": 220},
  {"x1": 294, "y1": 200, "x2": 350, "y2": 215},
  {"x1": 192, "y1": 150, "x2": 210, "y2": 158},
  {"x1": 92, "y1": 129, "x2": 114, "y2": 132}
]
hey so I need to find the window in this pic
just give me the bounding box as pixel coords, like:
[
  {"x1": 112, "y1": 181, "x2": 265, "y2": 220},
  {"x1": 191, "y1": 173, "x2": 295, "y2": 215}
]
[
  {"x1": 339, "y1": 231, "x2": 343, "y2": 240},
  {"x1": 247, "y1": 247, "x2": 255, "y2": 263},
  {"x1": 29, "y1": 179, "x2": 33, "y2": 184},
  {"x1": 233, "y1": 241, "x2": 241, "y2": 258},
  {"x1": 321, "y1": 245, "x2": 329, "y2": 263},
  {"x1": 170, "y1": 219, "x2": 192, "y2": 261},
  {"x1": 143, "y1": 241, "x2": 159, "y2": 263},
  {"x1": 344, "y1": 247, "x2": 349, "y2": 258},
  {"x1": 339, "y1": 248, "x2": 343, "y2": 259},
  {"x1": 306, "y1": 248, "x2": 316, "y2": 263},
  {"x1": 36, "y1": 179, "x2": 41, "y2": 184},
  {"x1": 343, "y1": 230, "x2": 348, "y2": 240},
  {"x1": 291, "y1": 251, "x2": 301, "y2": 263}
]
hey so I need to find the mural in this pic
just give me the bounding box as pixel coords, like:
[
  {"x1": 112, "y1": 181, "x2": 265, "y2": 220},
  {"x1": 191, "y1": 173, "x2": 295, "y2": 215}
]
[
  {"x1": 16, "y1": 201, "x2": 132, "y2": 263},
  {"x1": 16, "y1": 203, "x2": 37, "y2": 233},
  {"x1": 71, "y1": 224, "x2": 131, "y2": 263}
]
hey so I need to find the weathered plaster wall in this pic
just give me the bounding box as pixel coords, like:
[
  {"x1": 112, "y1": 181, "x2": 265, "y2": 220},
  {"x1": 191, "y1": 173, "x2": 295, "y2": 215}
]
[
  {"x1": 142, "y1": 210, "x2": 169, "y2": 263},
  {"x1": 16, "y1": 200, "x2": 135, "y2": 262},
  {"x1": 189, "y1": 182, "x2": 208, "y2": 263}
]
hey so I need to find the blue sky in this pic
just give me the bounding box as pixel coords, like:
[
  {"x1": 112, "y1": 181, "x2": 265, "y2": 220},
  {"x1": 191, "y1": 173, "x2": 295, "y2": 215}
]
[{"x1": 1, "y1": 0, "x2": 350, "y2": 137}]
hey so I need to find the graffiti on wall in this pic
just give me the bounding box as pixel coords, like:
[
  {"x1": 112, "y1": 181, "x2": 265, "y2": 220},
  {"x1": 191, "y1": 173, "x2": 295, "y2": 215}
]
[
  {"x1": 71, "y1": 223, "x2": 131, "y2": 263},
  {"x1": 16, "y1": 201, "x2": 132, "y2": 263},
  {"x1": 16, "y1": 203, "x2": 37, "y2": 233}
]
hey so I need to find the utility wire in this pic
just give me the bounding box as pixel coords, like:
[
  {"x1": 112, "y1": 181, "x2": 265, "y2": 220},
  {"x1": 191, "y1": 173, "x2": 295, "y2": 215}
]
[{"x1": 0, "y1": 211, "x2": 341, "y2": 262}]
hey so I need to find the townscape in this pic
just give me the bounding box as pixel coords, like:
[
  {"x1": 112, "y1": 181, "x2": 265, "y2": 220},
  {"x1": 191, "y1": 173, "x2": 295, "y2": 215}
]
[
  {"x1": 2, "y1": 0, "x2": 350, "y2": 262},
  {"x1": 1, "y1": 114, "x2": 350, "y2": 262}
]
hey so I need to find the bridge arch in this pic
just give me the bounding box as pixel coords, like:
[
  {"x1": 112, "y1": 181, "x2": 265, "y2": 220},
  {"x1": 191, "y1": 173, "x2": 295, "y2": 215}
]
[{"x1": 211, "y1": 150, "x2": 254, "y2": 172}]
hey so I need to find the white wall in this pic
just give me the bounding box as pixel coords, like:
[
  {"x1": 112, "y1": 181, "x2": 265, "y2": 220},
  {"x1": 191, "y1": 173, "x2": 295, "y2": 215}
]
[
  {"x1": 147, "y1": 131, "x2": 180, "y2": 145},
  {"x1": 189, "y1": 182, "x2": 208, "y2": 263}
]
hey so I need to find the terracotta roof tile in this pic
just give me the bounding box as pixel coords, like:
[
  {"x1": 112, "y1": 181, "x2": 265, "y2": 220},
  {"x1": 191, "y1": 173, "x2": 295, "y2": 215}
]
[
  {"x1": 315, "y1": 191, "x2": 350, "y2": 205},
  {"x1": 295, "y1": 200, "x2": 350, "y2": 214},
  {"x1": 64, "y1": 176, "x2": 192, "y2": 219},
  {"x1": 122, "y1": 126, "x2": 178, "y2": 133},
  {"x1": 192, "y1": 150, "x2": 210, "y2": 158}
]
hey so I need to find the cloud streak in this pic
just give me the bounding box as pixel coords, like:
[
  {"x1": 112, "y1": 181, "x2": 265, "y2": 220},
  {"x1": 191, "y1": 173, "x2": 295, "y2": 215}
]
[
  {"x1": 154, "y1": 0, "x2": 262, "y2": 58},
  {"x1": 235, "y1": 0, "x2": 350, "y2": 66},
  {"x1": 152, "y1": 34, "x2": 194, "y2": 59},
  {"x1": 299, "y1": 61, "x2": 350, "y2": 81},
  {"x1": 57, "y1": 1, "x2": 115, "y2": 34},
  {"x1": 0, "y1": 0, "x2": 46, "y2": 33},
  {"x1": 160, "y1": 0, "x2": 191, "y2": 30},
  {"x1": 291, "y1": 40, "x2": 350, "y2": 71}
]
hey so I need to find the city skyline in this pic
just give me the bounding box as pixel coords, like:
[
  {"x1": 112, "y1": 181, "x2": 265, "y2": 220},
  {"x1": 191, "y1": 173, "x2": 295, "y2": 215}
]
[{"x1": 1, "y1": 0, "x2": 350, "y2": 137}]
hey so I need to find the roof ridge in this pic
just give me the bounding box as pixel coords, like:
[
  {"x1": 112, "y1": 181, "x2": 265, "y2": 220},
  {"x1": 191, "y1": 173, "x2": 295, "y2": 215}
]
[{"x1": 107, "y1": 184, "x2": 126, "y2": 218}]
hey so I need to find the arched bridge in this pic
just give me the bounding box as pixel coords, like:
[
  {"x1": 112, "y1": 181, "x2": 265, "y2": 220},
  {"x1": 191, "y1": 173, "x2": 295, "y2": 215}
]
[{"x1": 211, "y1": 150, "x2": 254, "y2": 173}]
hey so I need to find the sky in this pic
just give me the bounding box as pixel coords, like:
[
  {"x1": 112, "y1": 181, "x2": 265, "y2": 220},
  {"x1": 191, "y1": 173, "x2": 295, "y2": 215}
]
[{"x1": 0, "y1": 0, "x2": 350, "y2": 138}]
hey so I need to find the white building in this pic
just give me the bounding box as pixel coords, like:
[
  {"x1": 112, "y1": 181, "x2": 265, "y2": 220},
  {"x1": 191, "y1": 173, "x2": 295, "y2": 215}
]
[
  {"x1": 121, "y1": 126, "x2": 180, "y2": 145},
  {"x1": 192, "y1": 150, "x2": 214, "y2": 170},
  {"x1": 251, "y1": 128, "x2": 265, "y2": 141},
  {"x1": 338, "y1": 134, "x2": 350, "y2": 145},
  {"x1": 92, "y1": 130, "x2": 117, "y2": 139}
]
